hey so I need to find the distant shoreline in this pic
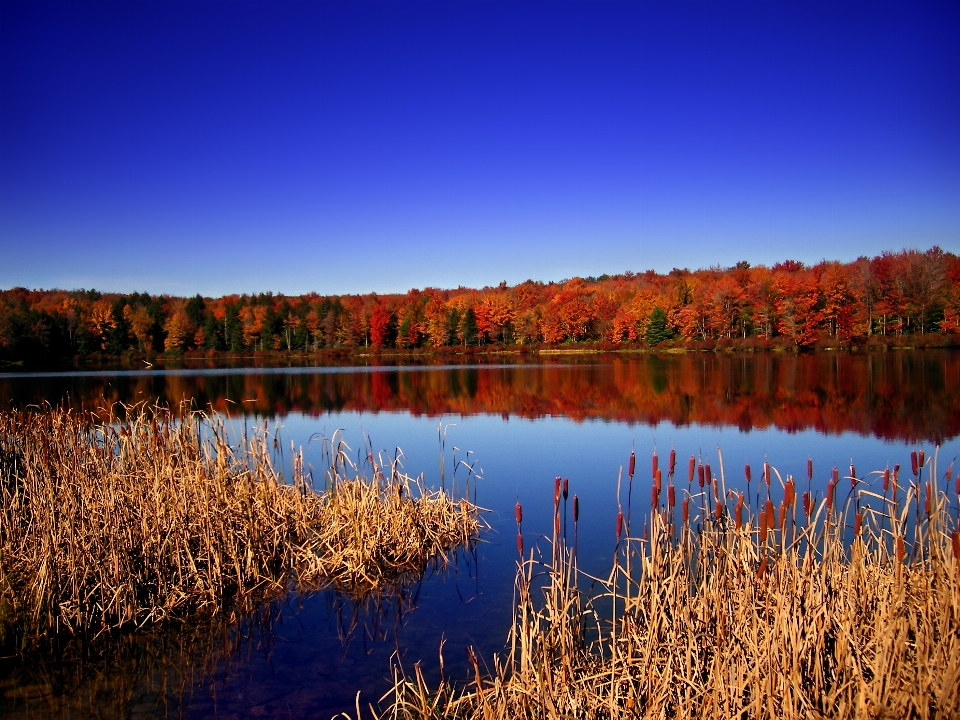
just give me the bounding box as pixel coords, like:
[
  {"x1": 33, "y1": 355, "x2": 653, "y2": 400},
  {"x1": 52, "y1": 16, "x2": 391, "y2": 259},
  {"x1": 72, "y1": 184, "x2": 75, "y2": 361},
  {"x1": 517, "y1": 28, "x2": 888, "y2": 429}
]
[{"x1": 3, "y1": 333, "x2": 957, "y2": 373}]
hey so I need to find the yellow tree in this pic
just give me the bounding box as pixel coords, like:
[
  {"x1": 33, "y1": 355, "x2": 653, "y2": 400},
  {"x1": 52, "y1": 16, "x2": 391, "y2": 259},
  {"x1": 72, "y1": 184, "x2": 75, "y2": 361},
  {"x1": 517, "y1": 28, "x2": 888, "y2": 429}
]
[{"x1": 123, "y1": 305, "x2": 153, "y2": 351}]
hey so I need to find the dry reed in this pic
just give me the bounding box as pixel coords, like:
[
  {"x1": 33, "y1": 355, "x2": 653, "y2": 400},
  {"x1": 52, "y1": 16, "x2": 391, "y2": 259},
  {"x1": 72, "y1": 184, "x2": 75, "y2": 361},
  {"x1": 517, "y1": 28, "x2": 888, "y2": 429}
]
[
  {"x1": 0, "y1": 403, "x2": 481, "y2": 651},
  {"x1": 377, "y1": 451, "x2": 960, "y2": 720}
]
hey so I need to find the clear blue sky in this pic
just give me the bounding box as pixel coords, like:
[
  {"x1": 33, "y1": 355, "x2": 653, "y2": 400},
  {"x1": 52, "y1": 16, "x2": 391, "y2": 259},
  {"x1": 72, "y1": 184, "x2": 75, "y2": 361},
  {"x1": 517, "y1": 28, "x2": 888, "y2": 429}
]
[{"x1": 1, "y1": 0, "x2": 958, "y2": 297}]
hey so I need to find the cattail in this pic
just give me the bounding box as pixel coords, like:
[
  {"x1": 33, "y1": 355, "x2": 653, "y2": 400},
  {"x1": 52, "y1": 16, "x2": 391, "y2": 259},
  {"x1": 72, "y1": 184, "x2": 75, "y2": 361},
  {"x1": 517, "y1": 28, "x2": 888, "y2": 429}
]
[
  {"x1": 883, "y1": 468, "x2": 890, "y2": 493},
  {"x1": 573, "y1": 495, "x2": 579, "y2": 522},
  {"x1": 827, "y1": 480, "x2": 835, "y2": 511},
  {"x1": 854, "y1": 511, "x2": 863, "y2": 536},
  {"x1": 807, "y1": 458, "x2": 813, "y2": 482},
  {"x1": 651, "y1": 484, "x2": 659, "y2": 508},
  {"x1": 850, "y1": 463, "x2": 856, "y2": 488},
  {"x1": 778, "y1": 502, "x2": 786, "y2": 529},
  {"x1": 919, "y1": 450, "x2": 925, "y2": 472},
  {"x1": 713, "y1": 478, "x2": 719, "y2": 502},
  {"x1": 705, "y1": 464, "x2": 712, "y2": 486},
  {"x1": 650, "y1": 452, "x2": 656, "y2": 479},
  {"x1": 643, "y1": 523, "x2": 648, "y2": 541},
  {"x1": 562, "y1": 477, "x2": 569, "y2": 501},
  {"x1": 893, "y1": 465, "x2": 900, "y2": 496},
  {"x1": 925, "y1": 482, "x2": 931, "y2": 516},
  {"x1": 555, "y1": 511, "x2": 561, "y2": 537},
  {"x1": 785, "y1": 478, "x2": 795, "y2": 507},
  {"x1": 956, "y1": 473, "x2": 960, "y2": 496},
  {"x1": 669, "y1": 449, "x2": 676, "y2": 476},
  {"x1": 764, "y1": 461, "x2": 770, "y2": 487},
  {"x1": 759, "y1": 506, "x2": 768, "y2": 538},
  {"x1": 629, "y1": 451, "x2": 636, "y2": 479},
  {"x1": 911, "y1": 451, "x2": 918, "y2": 476},
  {"x1": 896, "y1": 536, "x2": 905, "y2": 562},
  {"x1": 517, "y1": 533, "x2": 524, "y2": 557},
  {"x1": 554, "y1": 476, "x2": 561, "y2": 507},
  {"x1": 515, "y1": 502, "x2": 522, "y2": 526},
  {"x1": 698, "y1": 464, "x2": 705, "y2": 488},
  {"x1": 756, "y1": 555, "x2": 768, "y2": 581},
  {"x1": 832, "y1": 467, "x2": 839, "y2": 485},
  {"x1": 688, "y1": 456, "x2": 696, "y2": 483},
  {"x1": 952, "y1": 531, "x2": 960, "y2": 563},
  {"x1": 745, "y1": 463, "x2": 751, "y2": 483},
  {"x1": 735, "y1": 502, "x2": 742, "y2": 530},
  {"x1": 655, "y1": 468, "x2": 662, "y2": 492},
  {"x1": 801, "y1": 492, "x2": 809, "y2": 518},
  {"x1": 616, "y1": 511, "x2": 624, "y2": 539},
  {"x1": 715, "y1": 502, "x2": 723, "y2": 520},
  {"x1": 668, "y1": 484, "x2": 676, "y2": 507},
  {"x1": 765, "y1": 499, "x2": 775, "y2": 531},
  {"x1": 682, "y1": 498, "x2": 689, "y2": 524}
]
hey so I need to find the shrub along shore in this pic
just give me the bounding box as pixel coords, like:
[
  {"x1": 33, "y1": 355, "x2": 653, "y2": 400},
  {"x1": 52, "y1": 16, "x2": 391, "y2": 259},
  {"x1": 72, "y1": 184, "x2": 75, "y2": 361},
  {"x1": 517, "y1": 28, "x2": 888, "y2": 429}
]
[
  {"x1": 0, "y1": 404, "x2": 481, "y2": 652},
  {"x1": 379, "y1": 452, "x2": 960, "y2": 720}
]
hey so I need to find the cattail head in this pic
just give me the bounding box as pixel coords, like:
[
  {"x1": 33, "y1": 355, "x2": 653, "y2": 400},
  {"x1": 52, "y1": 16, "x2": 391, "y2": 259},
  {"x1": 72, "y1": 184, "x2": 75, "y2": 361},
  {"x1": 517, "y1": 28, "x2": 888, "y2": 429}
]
[
  {"x1": 925, "y1": 482, "x2": 931, "y2": 516},
  {"x1": 952, "y1": 530, "x2": 960, "y2": 563},
  {"x1": 650, "y1": 452, "x2": 657, "y2": 479},
  {"x1": 883, "y1": 468, "x2": 890, "y2": 493},
  {"x1": 896, "y1": 536, "x2": 905, "y2": 562},
  {"x1": 802, "y1": 492, "x2": 811, "y2": 518},
  {"x1": 827, "y1": 480, "x2": 835, "y2": 511},
  {"x1": 688, "y1": 456, "x2": 696, "y2": 483},
  {"x1": 555, "y1": 511, "x2": 561, "y2": 537},
  {"x1": 682, "y1": 497, "x2": 689, "y2": 524},
  {"x1": 745, "y1": 463, "x2": 752, "y2": 483},
  {"x1": 563, "y1": 477, "x2": 569, "y2": 501},
  {"x1": 756, "y1": 555, "x2": 768, "y2": 581},
  {"x1": 573, "y1": 495, "x2": 579, "y2": 522},
  {"x1": 554, "y1": 476, "x2": 561, "y2": 507},
  {"x1": 850, "y1": 464, "x2": 856, "y2": 488},
  {"x1": 854, "y1": 511, "x2": 863, "y2": 536},
  {"x1": 735, "y1": 502, "x2": 742, "y2": 531},
  {"x1": 651, "y1": 484, "x2": 659, "y2": 508},
  {"x1": 616, "y1": 510, "x2": 624, "y2": 539},
  {"x1": 715, "y1": 502, "x2": 723, "y2": 520},
  {"x1": 705, "y1": 464, "x2": 712, "y2": 486},
  {"x1": 655, "y1": 468, "x2": 662, "y2": 492},
  {"x1": 629, "y1": 451, "x2": 636, "y2": 479},
  {"x1": 785, "y1": 478, "x2": 796, "y2": 507},
  {"x1": 764, "y1": 461, "x2": 770, "y2": 487},
  {"x1": 698, "y1": 463, "x2": 705, "y2": 488},
  {"x1": 669, "y1": 449, "x2": 676, "y2": 476},
  {"x1": 713, "y1": 478, "x2": 719, "y2": 502},
  {"x1": 778, "y1": 502, "x2": 786, "y2": 529},
  {"x1": 515, "y1": 502, "x2": 523, "y2": 526},
  {"x1": 668, "y1": 483, "x2": 676, "y2": 507},
  {"x1": 956, "y1": 473, "x2": 960, "y2": 497},
  {"x1": 807, "y1": 458, "x2": 813, "y2": 482},
  {"x1": 919, "y1": 450, "x2": 925, "y2": 472},
  {"x1": 517, "y1": 533, "x2": 524, "y2": 557},
  {"x1": 832, "y1": 467, "x2": 839, "y2": 484},
  {"x1": 765, "y1": 499, "x2": 775, "y2": 529},
  {"x1": 911, "y1": 451, "x2": 918, "y2": 477}
]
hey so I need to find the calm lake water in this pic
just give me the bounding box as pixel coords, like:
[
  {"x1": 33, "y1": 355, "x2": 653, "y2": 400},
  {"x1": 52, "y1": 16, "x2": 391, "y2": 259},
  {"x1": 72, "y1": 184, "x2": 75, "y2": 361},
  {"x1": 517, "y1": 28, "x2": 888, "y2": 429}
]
[{"x1": 2, "y1": 351, "x2": 958, "y2": 718}]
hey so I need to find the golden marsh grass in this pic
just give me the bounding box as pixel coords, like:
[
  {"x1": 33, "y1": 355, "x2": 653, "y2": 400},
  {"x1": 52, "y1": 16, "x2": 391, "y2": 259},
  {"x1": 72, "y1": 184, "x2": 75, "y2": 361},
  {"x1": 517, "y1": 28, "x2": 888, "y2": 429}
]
[
  {"x1": 380, "y1": 455, "x2": 960, "y2": 720},
  {"x1": 0, "y1": 403, "x2": 481, "y2": 650}
]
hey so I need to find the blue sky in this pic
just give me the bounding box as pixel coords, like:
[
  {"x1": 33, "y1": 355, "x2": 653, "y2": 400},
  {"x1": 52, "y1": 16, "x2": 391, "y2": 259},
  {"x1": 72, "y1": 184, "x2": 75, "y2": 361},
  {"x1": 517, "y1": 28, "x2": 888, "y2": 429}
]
[{"x1": 1, "y1": 0, "x2": 958, "y2": 297}]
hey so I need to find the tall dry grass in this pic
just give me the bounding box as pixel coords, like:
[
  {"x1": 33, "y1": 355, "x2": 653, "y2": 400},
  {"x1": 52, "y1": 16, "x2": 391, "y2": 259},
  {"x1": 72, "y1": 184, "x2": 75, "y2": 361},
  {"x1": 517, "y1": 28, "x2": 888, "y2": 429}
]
[
  {"x1": 378, "y1": 453, "x2": 960, "y2": 720},
  {"x1": 0, "y1": 403, "x2": 481, "y2": 651}
]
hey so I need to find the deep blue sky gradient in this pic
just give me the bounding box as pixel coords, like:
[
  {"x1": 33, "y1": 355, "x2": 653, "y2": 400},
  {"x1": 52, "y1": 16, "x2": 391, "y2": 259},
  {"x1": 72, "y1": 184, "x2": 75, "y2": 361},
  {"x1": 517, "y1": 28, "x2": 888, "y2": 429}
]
[{"x1": 1, "y1": 0, "x2": 958, "y2": 296}]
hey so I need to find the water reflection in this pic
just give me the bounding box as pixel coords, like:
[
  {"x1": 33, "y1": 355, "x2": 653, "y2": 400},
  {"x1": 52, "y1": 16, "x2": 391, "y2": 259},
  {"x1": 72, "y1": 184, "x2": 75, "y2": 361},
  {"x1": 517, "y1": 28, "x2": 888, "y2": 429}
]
[
  {"x1": 0, "y1": 556, "x2": 478, "y2": 720},
  {"x1": 2, "y1": 352, "x2": 958, "y2": 442}
]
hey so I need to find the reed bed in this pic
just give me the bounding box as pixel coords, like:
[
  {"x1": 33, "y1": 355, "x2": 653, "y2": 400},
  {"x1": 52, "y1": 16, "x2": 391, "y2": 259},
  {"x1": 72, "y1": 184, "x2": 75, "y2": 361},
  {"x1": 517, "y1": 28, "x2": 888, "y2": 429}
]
[
  {"x1": 379, "y1": 452, "x2": 960, "y2": 720},
  {"x1": 0, "y1": 403, "x2": 481, "y2": 650}
]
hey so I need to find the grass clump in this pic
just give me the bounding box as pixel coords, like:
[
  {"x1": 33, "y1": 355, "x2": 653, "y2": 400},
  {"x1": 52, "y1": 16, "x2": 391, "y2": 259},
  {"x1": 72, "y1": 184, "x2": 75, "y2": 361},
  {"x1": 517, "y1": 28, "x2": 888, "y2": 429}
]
[
  {"x1": 0, "y1": 403, "x2": 481, "y2": 651},
  {"x1": 380, "y1": 454, "x2": 960, "y2": 720}
]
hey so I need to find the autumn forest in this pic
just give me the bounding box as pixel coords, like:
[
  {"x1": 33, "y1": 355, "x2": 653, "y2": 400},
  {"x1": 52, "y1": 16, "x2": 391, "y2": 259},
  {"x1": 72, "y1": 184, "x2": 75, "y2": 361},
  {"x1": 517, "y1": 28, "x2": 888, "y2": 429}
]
[{"x1": 2, "y1": 247, "x2": 958, "y2": 366}]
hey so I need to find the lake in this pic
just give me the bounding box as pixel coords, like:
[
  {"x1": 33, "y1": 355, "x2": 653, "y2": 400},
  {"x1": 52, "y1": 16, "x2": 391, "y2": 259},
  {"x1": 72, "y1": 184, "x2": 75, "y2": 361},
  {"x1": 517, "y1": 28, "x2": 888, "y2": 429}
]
[{"x1": 1, "y1": 350, "x2": 958, "y2": 718}]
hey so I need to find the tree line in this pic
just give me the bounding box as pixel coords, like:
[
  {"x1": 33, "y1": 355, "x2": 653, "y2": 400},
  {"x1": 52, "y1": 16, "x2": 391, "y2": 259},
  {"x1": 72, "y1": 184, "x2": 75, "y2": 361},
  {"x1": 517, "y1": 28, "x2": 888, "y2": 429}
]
[{"x1": 1, "y1": 246, "x2": 958, "y2": 364}]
